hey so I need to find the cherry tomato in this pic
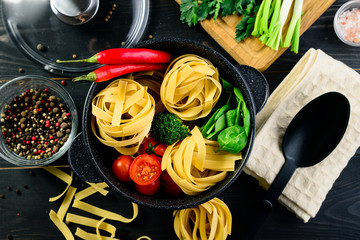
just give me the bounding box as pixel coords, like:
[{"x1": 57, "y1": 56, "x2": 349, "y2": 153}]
[
  {"x1": 129, "y1": 154, "x2": 161, "y2": 185},
  {"x1": 135, "y1": 178, "x2": 160, "y2": 196},
  {"x1": 112, "y1": 155, "x2": 134, "y2": 182},
  {"x1": 160, "y1": 170, "x2": 184, "y2": 196},
  {"x1": 142, "y1": 138, "x2": 167, "y2": 162}
]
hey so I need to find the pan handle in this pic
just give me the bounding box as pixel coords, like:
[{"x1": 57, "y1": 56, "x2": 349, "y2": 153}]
[
  {"x1": 235, "y1": 65, "x2": 269, "y2": 114},
  {"x1": 67, "y1": 132, "x2": 103, "y2": 183}
]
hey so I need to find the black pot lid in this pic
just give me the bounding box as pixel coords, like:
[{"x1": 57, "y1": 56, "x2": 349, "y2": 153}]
[{"x1": 1, "y1": 0, "x2": 150, "y2": 77}]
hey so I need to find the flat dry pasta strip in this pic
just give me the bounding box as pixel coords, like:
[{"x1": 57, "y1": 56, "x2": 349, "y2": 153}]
[
  {"x1": 86, "y1": 182, "x2": 109, "y2": 196},
  {"x1": 66, "y1": 213, "x2": 116, "y2": 237},
  {"x1": 75, "y1": 182, "x2": 109, "y2": 200},
  {"x1": 49, "y1": 210, "x2": 74, "y2": 240},
  {"x1": 57, "y1": 186, "x2": 77, "y2": 221},
  {"x1": 161, "y1": 54, "x2": 222, "y2": 121},
  {"x1": 173, "y1": 198, "x2": 232, "y2": 240},
  {"x1": 91, "y1": 78, "x2": 155, "y2": 155},
  {"x1": 43, "y1": 166, "x2": 73, "y2": 202},
  {"x1": 72, "y1": 199, "x2": 139, "y2": 223}
]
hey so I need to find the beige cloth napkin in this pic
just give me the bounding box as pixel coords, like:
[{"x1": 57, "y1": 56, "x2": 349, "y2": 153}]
[{"x1": 243, "y1": 48, "x2": 360, "y2": 222}]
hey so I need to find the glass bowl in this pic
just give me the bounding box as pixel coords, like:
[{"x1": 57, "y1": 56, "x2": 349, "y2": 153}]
[
  {"x1": 334, "y1": 0, "x2": 360, "y2": 47},
  {"x1": 0, "y1": 75, "x2": 78, "y2": 166}
]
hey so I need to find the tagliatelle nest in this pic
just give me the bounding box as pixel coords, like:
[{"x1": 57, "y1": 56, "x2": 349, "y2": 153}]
[
  {"x1": 160, "y1": 54, "x2": 222, "y2": 121},
  {"x1": 161, "y1": 126, "x2": 242, "y2": 196},
  {"x1": 173, "y1": 197, "x2": 232, "y2": 240},
  {"x1": 91, "y1": 78, "x2": 155, "y2": 155}
]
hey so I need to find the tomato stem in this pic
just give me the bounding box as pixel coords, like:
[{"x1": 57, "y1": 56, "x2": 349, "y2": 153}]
[{"x1": 145, "y1": 142, "x2": 163, "y2": 158}]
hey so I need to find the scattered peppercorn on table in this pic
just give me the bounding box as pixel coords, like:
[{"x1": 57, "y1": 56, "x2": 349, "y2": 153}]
[{"x1": 0, "y1": 0, "x2": 360, "y2": 240}]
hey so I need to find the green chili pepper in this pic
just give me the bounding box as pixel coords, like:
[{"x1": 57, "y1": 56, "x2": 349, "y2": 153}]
[
  {"x1": 234, "y1": 87, "x2": 251, "y2": 136},
  {"x1": 201, "y1": 104, "x2": 230, "y2": 138},
  {"x1": 217, "y1": 125, "x2": 247, "y2": 153},
  {"x1": 200, "y1": 78, "x2": 251, "y2": 154}
]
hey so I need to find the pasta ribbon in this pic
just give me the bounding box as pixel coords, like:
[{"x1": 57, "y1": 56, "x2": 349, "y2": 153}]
[
  {"x1": 45, "y1": 167, "x2": 150, "y2": 240},
  {"x1": 43, "y1": 166, "x2": 73, "y2": 202},
  {"x1": 173, "y1": 197, "x2": 232, "y2": 240},
  {"x1": 160, "y1": 54, "x2": 222, "y2": 121},
  {"x1": 162, "y1": 126, "x2": 242, "y2": 195},
  {"x1": 91, "y1": 78, "x2": 155, "y2": 155}
]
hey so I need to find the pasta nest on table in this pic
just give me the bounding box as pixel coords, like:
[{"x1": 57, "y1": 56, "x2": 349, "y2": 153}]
[
  {"x1": 160, "y1": 54, "x2": 222, "y2": 121},
  {"x1": 91, "y1": 78, "x2": 155, "y2": 155},
  {"x1": 173, "y1": 197, "x2": 232, "y2": 240}
]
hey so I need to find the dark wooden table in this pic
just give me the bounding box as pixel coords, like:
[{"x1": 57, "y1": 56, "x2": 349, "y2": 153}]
[{"x1": 0, "y1": 0, "x2": 359, "y2": 239}]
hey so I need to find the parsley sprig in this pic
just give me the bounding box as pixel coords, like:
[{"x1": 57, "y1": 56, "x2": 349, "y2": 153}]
[{"x1": 179, "y1": 0, "x2": 262, "y2": 41}]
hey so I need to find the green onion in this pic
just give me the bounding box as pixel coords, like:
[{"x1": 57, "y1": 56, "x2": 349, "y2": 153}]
[{"x1": 283, "y1": 0, "x2": 303, "y2": 53}]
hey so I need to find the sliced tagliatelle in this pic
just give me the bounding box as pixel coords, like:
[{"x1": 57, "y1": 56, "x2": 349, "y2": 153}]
[
  {"x1": 160, "y1": 54, "x2": 222, "y2": 121},
  {"x1": 161, "y1": 126, "x2": 242, "y2": 196},
  {"x1": 45, "y1": 167, "x2": 151, "y2": 240},
  {"x1": 91, "y1": 78, "x2": 155, "y2": 155},
  {"x1": 173, "y1": 197, "x2": 232, "y2": 240}
]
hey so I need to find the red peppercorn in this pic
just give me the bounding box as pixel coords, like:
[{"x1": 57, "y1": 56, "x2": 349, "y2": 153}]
[
  {"x1": 23, "y1": 140, "x2": 25, "y2": 143},
  {"x1": 61, "y1": 80, "x2": 66, "y2": 86},
  {"x1": 66, "y1": 113, "x2": 70, "y2": 117},
  {"x1": 55, "y1": 122, "x2": 60, "y2": 127},
  {"x1": 38, "y1": 149, "x2": 42, "y2": 154},
  {"x1": 51, "y1": 151, "x2": 55, "y2": 154},
  {"x1": 44, "y1": 142, "x2": 48, "y2": 145},
  {"x1": 12, "y1": 134, "x2": 16, "y2": 139},
  {"x1": 14, "y1": 98, "x2": 17, "y2": 102},
  {"x1": 26, "y1": 140, "x2": 30, "y2": 145},
  {"x1": 7, "y1": 139, "x2": 11, "y2": 143},
  {"x1": 48, "y1": 108, "x2": 51, "y2": 111},
  {"x1": 36, "y1": 108, "x2": 41, "y2": 112},
  {"x1": 45, "y1": 120, "x2": 50, "y2": 124},
  {"x1": 49, "y1": 135, "x2": 54, "y2": 140},
  {"x1": 44, "y1": 88, "x2": 49, "y2": 92},
  {"x1": 17, "y1": 127, "x2": 21, "y2": 131},
  {"x1": 54, "y1": 139, "x2": 59, "y2": 143},
  {"x1": 2, "y1": 132, "x2": 6, "y2": 136},
  {"x1": 42, "y1": 100, "x2": 45, "y2": 103},
  {"x1": 46, "y1": 124, "x2": 50, "y2": 128},
  {"x1": 7, "y1": 109, "x2": 11, "y2": 113},
  {"x1": 31, "y1": 136, "x2": 36, "y2": 141}
]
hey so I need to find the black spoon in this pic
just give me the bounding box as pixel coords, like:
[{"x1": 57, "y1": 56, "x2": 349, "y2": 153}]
[{"x1": 242, "y1": 92, "x2": 350, "y2": 239}]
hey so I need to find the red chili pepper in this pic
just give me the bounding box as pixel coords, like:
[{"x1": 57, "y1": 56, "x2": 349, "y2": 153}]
[
  {"x1": 56, "y1": 48, "x2": 172, "y2": 65},
  {"x1": 72, "y1": 63, "x2": 167, "y2": 82}
]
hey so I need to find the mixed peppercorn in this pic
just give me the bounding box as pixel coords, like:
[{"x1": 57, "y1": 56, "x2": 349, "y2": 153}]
[{"x1": 1, "y1": 88, "x2": 72, "y2": 160}]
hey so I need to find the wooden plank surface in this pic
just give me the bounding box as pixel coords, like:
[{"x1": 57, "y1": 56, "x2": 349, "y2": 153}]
[{"x1": 176, "y1": 0, "x2": 336, "y2": 71}]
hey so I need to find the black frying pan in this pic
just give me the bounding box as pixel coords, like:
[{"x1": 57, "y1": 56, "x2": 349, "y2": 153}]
[{"x1": 68, "y1": 38, "x2": 269, "y2": 210}]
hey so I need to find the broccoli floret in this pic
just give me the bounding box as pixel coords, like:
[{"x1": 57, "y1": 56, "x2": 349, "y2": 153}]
[{"x1": 151, "y1": 112, "x2": 190, "y2": 145}]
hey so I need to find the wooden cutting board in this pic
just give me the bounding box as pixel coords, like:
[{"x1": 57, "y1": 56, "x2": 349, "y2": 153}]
[{"x1": 175, "y1": 0, "x2": 336, "y2": 72}]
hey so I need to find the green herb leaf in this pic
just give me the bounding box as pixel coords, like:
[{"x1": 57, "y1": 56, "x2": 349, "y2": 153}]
[
  {"x1": 198, "y1": 0, "x2": 211, "y2": 21},
  {"x1": 221, "y1": 0, "x2": 236, "y2": 16},
  {"x1": 180, "y1": 0, "x2": 199, "y2": 27}
]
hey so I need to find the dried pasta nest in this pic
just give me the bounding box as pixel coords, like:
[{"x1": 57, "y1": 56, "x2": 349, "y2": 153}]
[
  {"x1": 160, "y1": 54, "x2": 222, "y2": 121},
  {"x1": 173, "y1": 197, "x2": 232, "y2": 240},
  {"x1": 161, "y1": 126, "x2": 242, "y2": 196},
  {"x1": 91, "y1": 78, "x2": 155, "y2": 155}
]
